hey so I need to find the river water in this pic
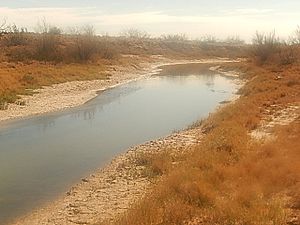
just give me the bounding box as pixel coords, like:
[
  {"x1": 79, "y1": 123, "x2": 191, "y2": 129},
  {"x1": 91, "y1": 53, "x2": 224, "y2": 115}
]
[{"x1": 0, "y1": 64, "x2": 237, "y2": 224}]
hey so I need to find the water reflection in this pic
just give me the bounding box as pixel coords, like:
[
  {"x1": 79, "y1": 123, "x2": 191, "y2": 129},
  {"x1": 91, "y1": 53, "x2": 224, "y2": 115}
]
[
  {"x1": 69, "y1": 84, "x2": 142, "y2": 122},
  {"x1": 40, "y1": 118, "x2": 56, "y2": 133}
]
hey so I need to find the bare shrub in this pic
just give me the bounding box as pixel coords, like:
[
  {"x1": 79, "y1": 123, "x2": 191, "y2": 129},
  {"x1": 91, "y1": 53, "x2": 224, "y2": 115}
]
[
  {"x1": 48, "y1": 26, "x2": 62, "y2": 35},
  {"x1": 0, "y1": 92, "x2": 19, "y2": 110},
  {"x1": 161, "y1": 33, "x2": 188, "y2": 42},
  {"x1": 6, "y1": 46, "x2": 34, "y2": 62},
  {"x1": 120, "y1": 28, "x2": 150, "y2": 40},
  {"x1": 135, "y1": 151, "x2": 171, "y2": 178},
  {"x1": 70, "y1": 25, "x2": 99, "y2": 62},
  {"x1": 196, "y1": 35, "x2": 222, "y2": 54},
  {"x1": 252, "y1": 31, "x2": 280, "y2": 64},
  {"x1": 224, "y1": 35, "x2": 245, "y2": 45},
  {"x1": 160, "y1": 34, "x2": 189, "y2": 53},
  {"x1": 35, "y1": 19, "x2": 61, "y2": 35},
  {"x1": 199, "y1": 35, "x2": 218, "y2": 44},
  {"x1": 5, "y1": 24, "x2": 28, "y2": 46},
  {"x1": 289, "y1": 25, "x2": 300, "y2": 45},
  {"x1": 98, "y1": 42, "x2": 118, "y2": 60},
  {"x1": 34, "y1": 19, "x2": 61, "y2": 61},
  {"x1": 0, "y1": 19, "x2": 8, "y2": 34},
  {"x1": 278, "y1": 43, "x2": 297, "y2": 65}
]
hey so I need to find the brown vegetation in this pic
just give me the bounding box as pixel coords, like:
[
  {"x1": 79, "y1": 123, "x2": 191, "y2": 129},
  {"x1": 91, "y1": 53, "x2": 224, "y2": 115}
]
[{"x1": 252, "y1": 30, "x2": 300, "y2": 66}]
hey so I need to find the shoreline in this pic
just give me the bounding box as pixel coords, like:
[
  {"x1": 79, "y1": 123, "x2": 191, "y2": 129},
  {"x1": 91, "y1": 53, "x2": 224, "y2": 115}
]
[
  {"x1": 7, "y1": 58, "x2": 242, "y2": 225},
  {"x1": 0, "y1": 56, "x2": 240, "y2": 125}
]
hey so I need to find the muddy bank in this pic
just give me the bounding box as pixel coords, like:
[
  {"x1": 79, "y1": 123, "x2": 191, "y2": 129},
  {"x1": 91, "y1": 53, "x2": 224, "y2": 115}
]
[{"x1": 0, "y1": 56, "x2": 239, "y2": 124}]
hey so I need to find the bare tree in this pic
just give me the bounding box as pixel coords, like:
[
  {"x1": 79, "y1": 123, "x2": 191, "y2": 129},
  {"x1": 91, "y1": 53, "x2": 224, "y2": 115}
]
[
  {"x1": 121, "y1": 28, "x2": 150, "y2": 39},
  {"x1": 35, "y1": 18, "x2": 61, "y2": 34},
  {"x1": 0, "y1": 19, "x2": 8, "y2": 34},
  {"x1": 81, "y1": 24, "x2": 95, "y2": 36},
  {"x1": 289, "y1": 26, "x2": 300, "y2": 45}
]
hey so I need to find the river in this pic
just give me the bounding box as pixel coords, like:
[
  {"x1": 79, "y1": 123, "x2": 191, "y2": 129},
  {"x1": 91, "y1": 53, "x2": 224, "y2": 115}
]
[{"x1": 0, "y1": 63, "x2": 237, "y2": 224}]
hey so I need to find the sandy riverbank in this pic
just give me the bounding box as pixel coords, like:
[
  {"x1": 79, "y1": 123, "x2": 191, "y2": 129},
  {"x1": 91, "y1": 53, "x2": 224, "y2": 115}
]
[{"x1": 0, "y1": 56, "x2": 239, "y2": 124}]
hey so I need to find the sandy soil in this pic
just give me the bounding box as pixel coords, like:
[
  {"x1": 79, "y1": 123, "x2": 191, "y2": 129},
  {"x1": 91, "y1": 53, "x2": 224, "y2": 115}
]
[{"x1": 250, "y1": 103, "x2": 300, "y2": 140}]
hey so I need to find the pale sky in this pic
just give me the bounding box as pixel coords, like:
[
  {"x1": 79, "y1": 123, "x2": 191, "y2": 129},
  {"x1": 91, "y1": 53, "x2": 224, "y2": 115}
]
[{"x1": 0, "y1": 0, "x2": 299, "y2": 41}]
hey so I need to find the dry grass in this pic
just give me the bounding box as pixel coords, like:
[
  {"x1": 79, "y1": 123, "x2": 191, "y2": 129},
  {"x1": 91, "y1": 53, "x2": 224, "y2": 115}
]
[
  {"x1": 0, "y1": 61, "x2": 111, "y2": 106},
  {"x1": 99, "y1": 49, "x2": 300, "y2": 225}
]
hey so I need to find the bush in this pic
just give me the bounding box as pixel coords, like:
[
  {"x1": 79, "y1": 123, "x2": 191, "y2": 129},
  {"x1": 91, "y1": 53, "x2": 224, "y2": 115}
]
[
  {"x1": 120, "y1": 28, "x2": 150, "y2": 40},
  {"x1": 35, "y1": 33, "x2": 61, "y2": 61},
  {"x1": 161, "y1": 33, "x2": 188, "y2": 42},
  {"x1": 6, "y1": 46, "x2": 34, "y2": 62},
  {"x1": 289, "y1": 25, "x2": 300, "y2": 45},
  {"x1": 70, "y1": 25, "x2": 99, "y2": 62},
  {"x1": 5, "y1": 24, "x2": 28, "y2": 46},
  {"x1": 0, "y1": 19, "x2": 8, "y2": 35},
  {"x1": 97, "y1": 37, "x2": 119, "y2": 59},
  {"x1": 35, "y1": 20, "x2": 60, "y2": 61},
  {"x1": 0, "y1": 92, "x2": 18, "y2": 110},
  {"x1": 278, "y1": 43, "x2": 297, "y2": 65},
  {"x1": 34, "y1": 20, "x2": 61, "y2": 61},
  {"x1": 99, "y1": 43, "x2": 118, "y2": 60},
  {"x1": 252, "y1": 31, "x2": 280, "y2": 64},
  {"x1": 224, "y1": 35, "x2": 245, "y2": 45}
]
